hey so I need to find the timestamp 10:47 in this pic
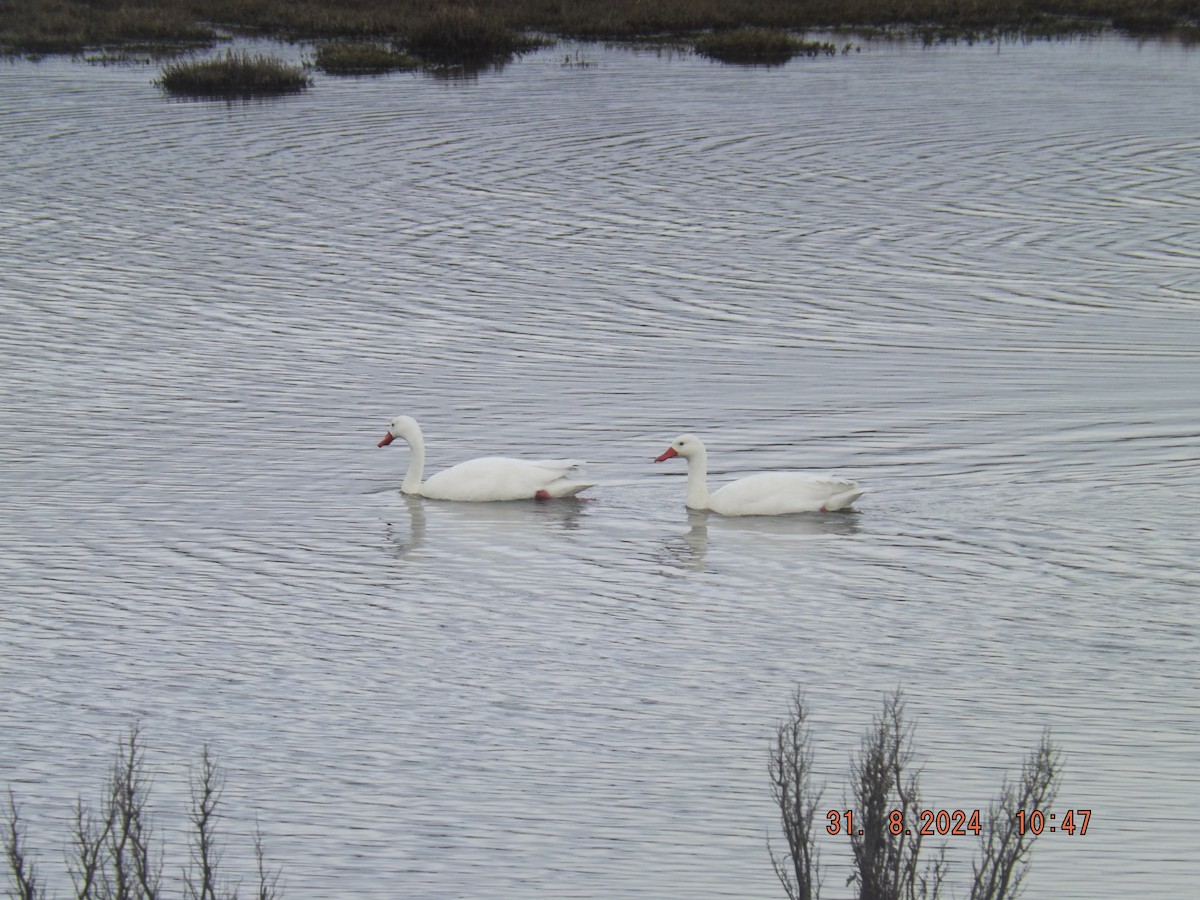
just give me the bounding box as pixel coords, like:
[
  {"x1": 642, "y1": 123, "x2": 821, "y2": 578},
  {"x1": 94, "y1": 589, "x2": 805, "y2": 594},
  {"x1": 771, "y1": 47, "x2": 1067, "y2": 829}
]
[
  {"x1": 1016, "y1": 809, "x2": 1090, "y2": 835},
  {"x1": 826, "y1": 809, "x2": 1091, "y2": 837}
]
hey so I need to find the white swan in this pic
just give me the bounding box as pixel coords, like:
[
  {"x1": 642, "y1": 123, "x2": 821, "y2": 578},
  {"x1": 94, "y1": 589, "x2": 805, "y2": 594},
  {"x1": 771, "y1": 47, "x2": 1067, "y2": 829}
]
[
  {"x1": 655, "y1": 433, "x2": 864, "y2": 515},
  {"x1": 377, "y1": 415, "x2": 593, "y2": 501}
]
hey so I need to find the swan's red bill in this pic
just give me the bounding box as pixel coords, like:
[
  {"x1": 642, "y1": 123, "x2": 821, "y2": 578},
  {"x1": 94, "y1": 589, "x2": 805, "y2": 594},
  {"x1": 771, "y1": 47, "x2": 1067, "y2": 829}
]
[
  {"x1": 655, "y1": 447, "x2": 678, "y2": 462},
  {"x1": 378, "y1": 432, "x2": 396, "y2": 447}
]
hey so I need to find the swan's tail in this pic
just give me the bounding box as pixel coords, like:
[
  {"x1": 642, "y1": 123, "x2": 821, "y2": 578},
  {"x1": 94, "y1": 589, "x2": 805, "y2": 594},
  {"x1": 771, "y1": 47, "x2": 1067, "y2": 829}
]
[
  {"x1": 532, "y1": 460, "x2": 593, "y2": 499},
  {"x1": 824, "y1": 485, "x2": 866, "y2": 511},
  {"x1": 548, "y1": 480, "x2": 595, "y2": 499}
]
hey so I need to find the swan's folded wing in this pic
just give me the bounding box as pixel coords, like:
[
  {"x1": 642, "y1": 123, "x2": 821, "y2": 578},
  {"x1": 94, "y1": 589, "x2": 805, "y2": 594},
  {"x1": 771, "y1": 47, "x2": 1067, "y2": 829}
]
[
  {"x1": 531, "y1": 459, "x2": 588, "y2": 478},
  {"x1": 422, "y1": 456, "x2": 591, "y2": 501},
  {"x1": 711, "y1": 473, "x2": 863, "y2": 515}
]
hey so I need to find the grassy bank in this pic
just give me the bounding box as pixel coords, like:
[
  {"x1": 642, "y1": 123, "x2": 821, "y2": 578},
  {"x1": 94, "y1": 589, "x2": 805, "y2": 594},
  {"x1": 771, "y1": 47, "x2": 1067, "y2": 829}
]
[{"x1": 2, "y1": 0, "x2": 1197, "y2": 58}]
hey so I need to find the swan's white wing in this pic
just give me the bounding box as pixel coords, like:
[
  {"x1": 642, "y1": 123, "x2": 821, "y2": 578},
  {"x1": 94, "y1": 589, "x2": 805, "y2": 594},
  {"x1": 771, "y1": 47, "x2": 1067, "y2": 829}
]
[
  {"x1": 708, "y1": 473, "x2": 863, "y2": 516},
  {"x1": 529, "y1": 459, "x2": 588, "y2": 478},
  {"x1": 420, "y1": 457, "x2": 591, "y2": 501}
]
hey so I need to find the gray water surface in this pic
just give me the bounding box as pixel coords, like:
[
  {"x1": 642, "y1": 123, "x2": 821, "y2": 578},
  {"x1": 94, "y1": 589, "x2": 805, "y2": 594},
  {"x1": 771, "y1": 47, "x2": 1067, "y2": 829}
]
[{"x1": 2, "y1": 37, "x2": 1198, "y2": 898}]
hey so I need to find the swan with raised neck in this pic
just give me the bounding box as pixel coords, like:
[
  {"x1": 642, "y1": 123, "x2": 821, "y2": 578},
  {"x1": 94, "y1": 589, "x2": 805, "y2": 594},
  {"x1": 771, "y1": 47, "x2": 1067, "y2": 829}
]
[{"x1": 378, "y1": 415, "x2": 593, "y2": 502}]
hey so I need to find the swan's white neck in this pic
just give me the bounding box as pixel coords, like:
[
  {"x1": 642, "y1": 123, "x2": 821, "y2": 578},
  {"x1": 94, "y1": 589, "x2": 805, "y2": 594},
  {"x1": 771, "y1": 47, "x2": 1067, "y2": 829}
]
[
  {"x1": 683, "y1": 446, "x2": 711, "y2": 510},
  {"x1": 401, "y1": 428, "x2": 426, "y2": 495}
]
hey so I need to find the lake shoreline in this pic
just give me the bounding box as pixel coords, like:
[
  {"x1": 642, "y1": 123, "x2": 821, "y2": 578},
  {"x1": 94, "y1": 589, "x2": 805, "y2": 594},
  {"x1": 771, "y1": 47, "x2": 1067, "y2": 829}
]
[{"x1": 3, "y1": 0, "x2": 1197, "y2": 59}]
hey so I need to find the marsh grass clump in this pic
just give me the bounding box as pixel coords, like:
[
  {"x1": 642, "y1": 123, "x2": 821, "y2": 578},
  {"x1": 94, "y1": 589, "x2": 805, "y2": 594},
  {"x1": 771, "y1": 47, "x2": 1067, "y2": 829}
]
[
  {"x1": 314, "y1": 40, "x2": 419, "y2": 74},
  {"x1": 158, "y1": 49, "x2": 311, "y2": 96},
  {"x1": 694, "y1": 27, "x2": 836, "y2": 64},
  {"x1": 401, "y1": 4, "x2": 543, "y2": 65}
]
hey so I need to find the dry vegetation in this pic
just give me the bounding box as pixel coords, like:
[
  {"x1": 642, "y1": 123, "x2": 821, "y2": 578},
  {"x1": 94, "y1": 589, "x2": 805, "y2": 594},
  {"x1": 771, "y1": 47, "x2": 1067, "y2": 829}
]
[
  {"x1": 1, "y1": 0, "x2": 1197, "y2": 57},
  {"x1": 1, "y1": 1, "x2": 1195, "y2": 91},
  {"x1": 4, "y1": 726, "x2": 279, "y2": 900},
  {"x1": 5, "y1": 701, "x2": 1064, "y2": 900},
  {"x1": 769, "y1": 689, "x2": 1063, "y2": 900},
  {"x1": 158, "y1": 48, "x2": 310, "y2": 95},
  {"x1": 312, "y1": 41, "x2": 419, "y2": 75},
  {"x1": 694, "y1": 27, "x2": 836, "y2": 63}
]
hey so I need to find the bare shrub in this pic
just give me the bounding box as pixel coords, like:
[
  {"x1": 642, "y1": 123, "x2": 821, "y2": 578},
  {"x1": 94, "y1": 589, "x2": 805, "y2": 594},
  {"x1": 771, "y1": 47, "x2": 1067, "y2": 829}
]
[
  {"x1": 768, "y1": 689, "x2": 822, "y2": 900},
  {"x1": 769, "y1": 689, "x2": 1060, "y2": 900},
  {"x1": 847, "y1": 690, "x2": 944, "y2": 900},
  {"x1": 970, "y1": 732, "x2": 1061, "y2": 900},
  {"x1": 4, "y1": 790, "x2": 43, "y2": 900},
  {"x1": 4, "y1": 726, "x2": 280, "y2": 900}
]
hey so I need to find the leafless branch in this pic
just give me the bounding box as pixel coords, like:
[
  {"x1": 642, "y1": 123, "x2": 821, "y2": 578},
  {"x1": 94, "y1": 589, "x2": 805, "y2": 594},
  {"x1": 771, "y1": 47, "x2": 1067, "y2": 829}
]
[
  {"x1": 252, "y1": 825, "x2": 280, "y2": 900},
  {"x1": 185, "y1": 746, "x2": 225, "y2": 900}
]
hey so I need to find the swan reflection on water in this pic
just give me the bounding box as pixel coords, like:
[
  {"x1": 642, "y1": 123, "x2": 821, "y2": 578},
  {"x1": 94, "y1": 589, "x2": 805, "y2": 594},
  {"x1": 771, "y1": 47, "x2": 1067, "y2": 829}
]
[
  {"x1": 381, "y1": 482, "x2": 860, "y2": 571},
  {"x1": 383, "y1": 493, "x2": 428, "y2": 558},
  {"x1": 658, "y1": 506, "x2": 862, "y2": 571},
  {"x1": 383, "y1": 491, "x2": 593, "y2": 560}
]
